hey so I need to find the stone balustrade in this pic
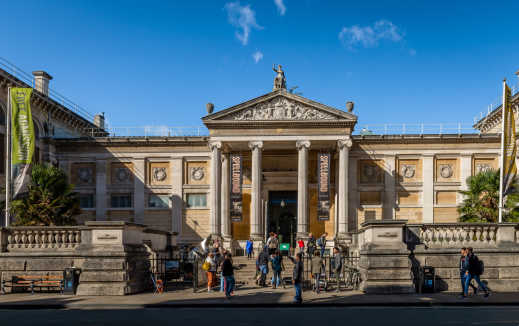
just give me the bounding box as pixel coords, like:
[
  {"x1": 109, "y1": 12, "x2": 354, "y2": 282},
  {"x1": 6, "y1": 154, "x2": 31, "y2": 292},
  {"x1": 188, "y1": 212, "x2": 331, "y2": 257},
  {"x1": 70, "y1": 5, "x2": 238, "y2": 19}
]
[
  {"x1": 418, "y1": 223, "x2": 499, "y2": 248},
  {"x1": 5, "y1": 227, "x2": 81, "y2": 250}
]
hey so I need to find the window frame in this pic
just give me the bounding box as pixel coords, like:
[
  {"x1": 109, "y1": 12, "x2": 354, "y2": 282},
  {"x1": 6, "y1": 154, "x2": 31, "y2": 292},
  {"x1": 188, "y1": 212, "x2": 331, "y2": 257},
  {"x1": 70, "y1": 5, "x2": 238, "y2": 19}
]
[
  {"x1": 147, "y1": 194, "x2": 171, "y2": 209},
  {"x1": 110, "y1": 193, "x2": 133, "y2": 209},
  {"x1": 185, "y1": 193, "x2": 208, "y2": 209}
]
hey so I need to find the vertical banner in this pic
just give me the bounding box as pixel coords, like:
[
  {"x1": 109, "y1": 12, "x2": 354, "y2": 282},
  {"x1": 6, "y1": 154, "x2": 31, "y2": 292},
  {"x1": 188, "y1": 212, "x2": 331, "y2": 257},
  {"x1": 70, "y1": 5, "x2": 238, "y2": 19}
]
[
  {"x1": 502, "y1": 82, "x2": 517, "y2": 196},
  {"x1": 10, "y1": 88, "x2": 35, "y2": 198},
  {"x1": 317, "y1": 152, "x2": 331, "y2": 221},
  {"x1": 230, "y1": 154, "x2": 243, "y2": 222}
]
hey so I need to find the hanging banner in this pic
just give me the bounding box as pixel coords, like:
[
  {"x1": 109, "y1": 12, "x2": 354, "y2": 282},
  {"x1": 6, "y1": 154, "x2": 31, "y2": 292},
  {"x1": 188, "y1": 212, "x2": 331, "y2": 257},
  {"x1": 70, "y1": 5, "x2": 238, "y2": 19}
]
[
  {"x1": 230, "y1": 154, "x2": 243, "y2": 222},
  {"x1": 502, "y1": 82, "x2": 517, "y2": 196},
  {"x1": 10, "y1": 88, "x2": 35, "y2": 198},
  {"x1": 317, "y1": 152, "x2": 331, "y2": 221}
]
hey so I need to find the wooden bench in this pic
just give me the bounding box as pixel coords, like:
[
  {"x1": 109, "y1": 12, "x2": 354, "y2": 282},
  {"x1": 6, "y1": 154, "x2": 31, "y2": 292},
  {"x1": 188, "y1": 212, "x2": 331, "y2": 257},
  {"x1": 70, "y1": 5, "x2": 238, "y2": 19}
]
[{"x1": 1, "y1": 275, "x2": 64, "y2": 294}]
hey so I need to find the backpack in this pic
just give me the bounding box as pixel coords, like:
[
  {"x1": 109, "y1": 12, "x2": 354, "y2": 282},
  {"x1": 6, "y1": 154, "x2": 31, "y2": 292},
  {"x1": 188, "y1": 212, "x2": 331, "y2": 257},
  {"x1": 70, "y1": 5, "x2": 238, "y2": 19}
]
[
  {"x1": 471, "y1": 255, "x2": 484, "y2": 276},
  {"x1": 316, "y1": 237, "x2": 323, "y2": 247}
]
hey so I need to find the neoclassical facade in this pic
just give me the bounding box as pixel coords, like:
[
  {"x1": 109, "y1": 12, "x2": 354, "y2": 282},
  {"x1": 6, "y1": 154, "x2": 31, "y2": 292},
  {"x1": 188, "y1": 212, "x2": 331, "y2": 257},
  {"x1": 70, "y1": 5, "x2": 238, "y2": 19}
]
[{"x1": 1, "y1": 65, "x2": 517, "y2": 249}]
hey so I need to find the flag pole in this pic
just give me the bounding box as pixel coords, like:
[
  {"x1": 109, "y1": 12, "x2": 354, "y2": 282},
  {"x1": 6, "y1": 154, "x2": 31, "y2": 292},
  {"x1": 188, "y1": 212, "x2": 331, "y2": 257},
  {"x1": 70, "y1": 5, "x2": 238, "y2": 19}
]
[
  {"x1": 5, "y1": 87, "x2": 11, "y2": 227},
  {"x1": 498, "y1": 79, "x2": 506, "y2": 223}
]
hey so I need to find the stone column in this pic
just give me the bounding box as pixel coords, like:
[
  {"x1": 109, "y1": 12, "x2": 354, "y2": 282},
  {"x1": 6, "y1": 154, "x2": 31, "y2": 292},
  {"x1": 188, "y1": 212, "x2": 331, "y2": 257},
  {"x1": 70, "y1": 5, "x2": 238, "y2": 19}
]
[
  {"x1": 459, "y1": 154, "x2": 472, "y2": 201},
  {"x1": 296, "y1": 140, "x2": 311, "y2": 239},
  {"x1": 133, "y1": 158, "x2": 146, "y2": 224},
  {"x1": 422, "y1": 154, "x2": 435, "y2": 223},
  {"x1": 221, "y1": 153, "x2": 232, "y2": 242},
  {"x1": 249, "y1": 141, "x2": 263, "y2": 241},
  {"x1": 337, "y1": 138, "x2": 352, "y2": 238},
  {"x1": 95, "y1": 159, "x2": 107, "y2": 221},
  {"x1": 348, "y1": 157, "x2": 359, "y2": 232},
  {"x1": 170, "y1": 158, "x2": 183, "y2": 235},
  {"x1": 383, "y1": 155, "x2": 396, "y2": 220},
  {"x1": 209, "y1": 141, "x2": 222, "y2": 237}
]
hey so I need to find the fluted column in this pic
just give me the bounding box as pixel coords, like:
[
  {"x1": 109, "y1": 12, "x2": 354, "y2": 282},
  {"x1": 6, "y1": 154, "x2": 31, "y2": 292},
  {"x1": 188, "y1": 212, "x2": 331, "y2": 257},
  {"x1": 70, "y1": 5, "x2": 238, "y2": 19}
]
[
  {"x1": 249, "y1": 141, "x2": 263, "y2": 240},
  {"x1": 337, "y1": 137, "x2": 352, "y2": 238},
  {"x1": 221, "y1": 153, "x2": 232, "y2": 240},
  {"x1": 209, "y1": 141, "x2": 222, "y2": 237},
  {"x1": 296, "y1": 140, "x2": 311, "y2": 239}
]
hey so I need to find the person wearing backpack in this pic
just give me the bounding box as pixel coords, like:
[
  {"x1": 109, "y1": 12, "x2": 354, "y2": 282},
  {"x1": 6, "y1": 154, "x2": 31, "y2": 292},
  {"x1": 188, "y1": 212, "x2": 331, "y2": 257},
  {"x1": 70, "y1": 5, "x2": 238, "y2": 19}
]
[
  {"x1": 459, "y1": 247, "x2": 477, "y2": 297},
  {"x1": 307, "y1": 233, "x2": 316, "y2": 259},
  {"x1": 270, "y1": 250, "x2": 284, "y2": 289},
  {"x1": 463, "y1": 247, "x2": 490, "y2": 298},
  {"x1": 258, "y1": 247, "x2": 270, "y2": 287},
  {"x1": 317, "y1": 232, "x2": 327, "y2": 257}
]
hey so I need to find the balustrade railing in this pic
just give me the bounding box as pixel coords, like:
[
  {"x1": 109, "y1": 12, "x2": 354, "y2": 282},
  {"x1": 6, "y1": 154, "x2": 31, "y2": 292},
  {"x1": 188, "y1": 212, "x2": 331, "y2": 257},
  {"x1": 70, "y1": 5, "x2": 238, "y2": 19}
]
[
  {"x1": 417, "y1": 224, "x2": 498, "y2": 248},
  {"x1": 6, "y1": 227, "x2": 81, "y2": 250}
]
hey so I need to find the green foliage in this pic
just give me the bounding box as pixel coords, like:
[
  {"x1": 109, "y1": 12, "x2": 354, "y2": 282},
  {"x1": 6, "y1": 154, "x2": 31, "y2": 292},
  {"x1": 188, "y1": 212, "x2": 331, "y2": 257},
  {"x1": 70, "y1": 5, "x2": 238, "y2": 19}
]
[
  {"x1": 11, "y1": 164, "x2": 80, "y2": 226},
  {"x1": 458, "y1": 169, "x2": 519, "y2": 223}
]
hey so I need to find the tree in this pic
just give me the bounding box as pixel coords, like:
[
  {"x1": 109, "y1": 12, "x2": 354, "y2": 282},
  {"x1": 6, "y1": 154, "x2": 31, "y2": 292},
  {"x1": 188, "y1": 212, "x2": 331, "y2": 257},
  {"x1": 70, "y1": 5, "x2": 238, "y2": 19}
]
[
  {"x1": 11, "y1": 164, "x2": 80, "y2": 226},
  {"x1": 458, "y1": 169, "x2": 519, "y2": 223}
]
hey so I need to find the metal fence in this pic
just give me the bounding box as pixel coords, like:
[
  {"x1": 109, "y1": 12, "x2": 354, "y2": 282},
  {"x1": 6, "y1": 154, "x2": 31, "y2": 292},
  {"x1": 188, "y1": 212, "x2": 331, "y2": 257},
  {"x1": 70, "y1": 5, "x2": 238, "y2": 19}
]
[
  {"x1": 83, "y1": 126, "x2": 209, "y2": 138},
  {"x1": 354, "y1": 123, "x2": 478, "y2": 136},
  {"x1": 148, "y1": 253, "x2": 200, "y2": 293}
]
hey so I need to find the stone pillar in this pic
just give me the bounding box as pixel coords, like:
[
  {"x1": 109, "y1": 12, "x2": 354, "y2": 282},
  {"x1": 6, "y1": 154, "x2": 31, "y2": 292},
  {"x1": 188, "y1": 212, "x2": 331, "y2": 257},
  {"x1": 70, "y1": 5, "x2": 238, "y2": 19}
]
[
  {"x1": 221, "y1": 153, "x2": 232, "y2": 242},
  {"x1": 383, "y1": 155, "x2": 396, "y2": 220},
  {"x1": 95, "y1": 159, "x2": 107, "y2": 221},
  {"x1": 249, "y1": 141, "x2": 263, "y2": 241},
  {"x1": 422, "y1": 154, "x2": 434, "y2": 223},
  {"x1": 337, "y1": 138, "x2": 352, "y2": 239},
  {"x1": 209, "y1": 141, "x2": 222, "y2": 237},
  {"x1": 349, "y1": 157, "x2": 359, "y2": 232},
  {"x1": 133, "y1": 158, "x2": 146, "y2": 224},
  {"x1": 459, "y1": 154, "x2": 472, "y2": 204},
  {"x1": 296, "y1": 140, "x2": 311, "y2": 239},
  {"x1": 170, "y1": 158, "x2": 183, "y2": 235}
]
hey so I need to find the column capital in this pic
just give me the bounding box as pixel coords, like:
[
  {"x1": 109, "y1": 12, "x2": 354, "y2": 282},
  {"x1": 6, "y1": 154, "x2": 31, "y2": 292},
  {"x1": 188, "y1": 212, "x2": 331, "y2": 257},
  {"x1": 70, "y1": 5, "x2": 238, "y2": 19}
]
[
  {"x1": 248, "y1": 141, "x2": 264, "y2": 150},
  {"x1": 209, "y1": 141, "x2": 222, "y2": 151},
  {"x1": 337, "y1": 138, "x2": 353, "y2": 149},
  {"x1": 296, "y1": 140, "x2": 311, "y2": 150}
]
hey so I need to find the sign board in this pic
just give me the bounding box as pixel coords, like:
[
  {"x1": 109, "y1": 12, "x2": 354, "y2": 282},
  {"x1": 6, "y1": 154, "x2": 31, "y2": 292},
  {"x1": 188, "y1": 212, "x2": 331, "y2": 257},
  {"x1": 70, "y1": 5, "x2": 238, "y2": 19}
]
[
  {"x1": 230, "y1": 154, "x2": 243, "y2": 222},
  {"x1": 317, "y1": 152, "x2": 331, "y2": 220}
]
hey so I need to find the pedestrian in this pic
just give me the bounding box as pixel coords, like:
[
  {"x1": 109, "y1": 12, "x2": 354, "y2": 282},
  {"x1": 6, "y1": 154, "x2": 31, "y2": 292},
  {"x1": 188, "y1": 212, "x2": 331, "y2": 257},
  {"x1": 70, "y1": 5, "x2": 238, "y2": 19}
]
[
  {"x1": 311, "y1": 251, "x2": 324, "y2": 294},
  {"x1": 459, "y1": 247, "x2": 477, "y2": 297},
  {"x1": 289, "y1": 253, "x2": 304, "y2": 304},
  {"x1": 219, "y1": 249, "x2": 227, "y2": 292},
  {"x1": 307, "y1": 233, "x2": 316, "y2": 258},
  {"x1": 221, "y1": 253, "x2": 235, "y2": 299},
  {"x1": 332, "y1": 247, "x2": 342, "y2": 292},
  {"x1": 317, "y1": 232, "x2": 328, "y2": 257},
  {"x1": 297, "y1": 238, "x2": 305, "y2": 257},
  {"x1": 246, "y1": 238, "x2": 254, "y2": 260},
  {"x1": 463, "y1": 247, "x2": 490, "y2": 298},
  {"x1": 268, "y1": 233, "x2": 279, "y2": 255},
  {"x1": 205, "y1": 252, "x2": 217, "y2": 292},
  {"x1": 201, "y1": 236, "x2": 210, "y2": 255},
  {"x1": 258, "y1": 247, "x2": 270, "y2": 287},
  {"x1": 270, "y1": 250, "x2": 284, "y2": 289}
]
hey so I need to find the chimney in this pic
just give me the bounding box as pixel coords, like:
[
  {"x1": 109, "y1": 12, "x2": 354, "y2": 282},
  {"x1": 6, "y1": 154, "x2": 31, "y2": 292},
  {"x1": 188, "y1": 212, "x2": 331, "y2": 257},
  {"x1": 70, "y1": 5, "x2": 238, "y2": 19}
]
[
  {"x1": 94, "y1": 112, "x2": 105, "y2": 129},
  {"x1": 32, "y1": 70, "x2": 53, "y2": 96}
]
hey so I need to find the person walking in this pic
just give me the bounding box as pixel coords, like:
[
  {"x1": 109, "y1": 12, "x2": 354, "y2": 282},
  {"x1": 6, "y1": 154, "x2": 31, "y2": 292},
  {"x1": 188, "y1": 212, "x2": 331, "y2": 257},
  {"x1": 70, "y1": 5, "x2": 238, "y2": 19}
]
[
  {"x1": 258, "y1": 247, "x2": 270, "y2": 287},
  {"x1": 205, "y1": 252, "x2": 217, "y2": 292},
  {"x1": 297, "y1": 238, "x2": 305, "y2": 257},
  {"x1": 317, "y1": 232, "x2": 328, "y2": 257},
  {"x1": 459, "y1": 247, "x2": 477, "y2": 297},
  {"x1": 311, "y1": 251, "x2": 324, "y2": 294},
  {"x1": 289, "y1": 253, "x2": 304, "y2": 304},
  {"x1": 307, "y1": 233, "x2": 316, "y2": 259},
  {"x1": 221, "y1": 253, "x2": 235, "y2": 299},
  {"x1": 463, "y1": 247, "x2": 490, "y2": 298},
  {"x1": 218, "y1": 249, "x2": 227, "y2": 292},
  {"x1": 246, "y1": 238, "x2": 254, "y2": 260},
  {"x1": 332, "y1": 247, "x2": 342, "y2": 292},
  {"x1": 270, "y1": 250, "x2": 284, "y2": 289}
]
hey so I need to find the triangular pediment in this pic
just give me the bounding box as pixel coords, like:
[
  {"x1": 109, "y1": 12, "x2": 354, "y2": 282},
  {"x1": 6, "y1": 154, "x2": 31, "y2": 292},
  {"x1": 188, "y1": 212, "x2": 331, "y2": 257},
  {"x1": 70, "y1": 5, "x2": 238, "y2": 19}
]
[{"x1": 202, "y1": 90, "x2": 357, "y2": 125}]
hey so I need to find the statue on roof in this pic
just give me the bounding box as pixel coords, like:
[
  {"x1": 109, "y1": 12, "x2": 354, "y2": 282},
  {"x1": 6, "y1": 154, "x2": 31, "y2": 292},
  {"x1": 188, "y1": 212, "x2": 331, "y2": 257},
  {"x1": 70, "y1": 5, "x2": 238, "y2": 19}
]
[{"x1": 272, "y1": 64, "x2": 286, "y2": 91}]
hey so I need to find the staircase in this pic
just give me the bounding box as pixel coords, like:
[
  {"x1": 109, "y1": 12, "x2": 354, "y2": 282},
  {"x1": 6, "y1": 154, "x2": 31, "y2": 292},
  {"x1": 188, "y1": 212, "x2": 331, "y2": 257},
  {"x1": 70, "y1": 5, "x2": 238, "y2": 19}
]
[{"x1": 232, "y1": 255, "x2": 295, "y2": 286}]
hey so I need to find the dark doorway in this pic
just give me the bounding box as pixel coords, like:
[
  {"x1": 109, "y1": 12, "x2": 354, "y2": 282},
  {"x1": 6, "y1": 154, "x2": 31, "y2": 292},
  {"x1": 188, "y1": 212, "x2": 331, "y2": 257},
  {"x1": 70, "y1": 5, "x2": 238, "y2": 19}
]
[{"x1": 268, "y1": 191, "x2": 297, "y2": 247}]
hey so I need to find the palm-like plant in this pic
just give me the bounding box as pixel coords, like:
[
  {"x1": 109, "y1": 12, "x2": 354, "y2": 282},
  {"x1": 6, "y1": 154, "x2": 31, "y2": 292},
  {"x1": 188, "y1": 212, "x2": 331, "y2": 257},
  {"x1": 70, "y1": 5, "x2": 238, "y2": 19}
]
[
  {"x1": 11, "y1": 164, "x2": 80, "y2": 226},
  {"x1": 458, "y1": 169, "x2": 519, "y2": 222}
]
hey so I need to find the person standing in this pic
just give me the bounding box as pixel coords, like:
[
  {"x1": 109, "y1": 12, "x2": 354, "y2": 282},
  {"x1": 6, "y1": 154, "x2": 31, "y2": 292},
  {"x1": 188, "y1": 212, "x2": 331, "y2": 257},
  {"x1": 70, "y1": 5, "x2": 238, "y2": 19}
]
[
  {"x1": 317, "y1": 233, "x2": 328, "y2": 257},
  {"x1": 289, "y1": 253, "x2": 304, "y2": 304},
  {"x1": 221, "y1": 253, "x2": 235, "y2": 299},
  {"x1": 307, "y1": 233, "x2": 316, "y2": 258},
  {"x1": 463, "y1": 247, "x2": 490, "y2": 298},
  {"x1": 297, "y1": 238, "x2": 305, "y2": 257},
  {"x1": 270, "y1": 250, "x2": 284, "y2": 289},
  {"x1": 332, "y1": 247, "x2": 342, "y2": 293},
  {"x1": 311, "y1": 251, "x2": 324, "y2": 294},
  {"x1": 205, "y1": 252, "x2": 217, "y2": 292},
  {"x1": 258, "y1": 247, "x2": 270, "y2": 287},
  {"x1": 246, "y1": 238, "x2": 254, "y2": 260},
  {"x1": 268, "y1": 233, "x2": 279, "y2": 255}
]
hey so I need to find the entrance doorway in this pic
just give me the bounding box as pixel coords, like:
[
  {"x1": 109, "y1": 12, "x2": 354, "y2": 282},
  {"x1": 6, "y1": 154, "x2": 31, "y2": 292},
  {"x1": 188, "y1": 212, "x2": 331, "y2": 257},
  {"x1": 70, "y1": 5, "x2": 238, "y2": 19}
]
[{"x1": 268, "y1": 191, "x2": 297, "y2": 247}]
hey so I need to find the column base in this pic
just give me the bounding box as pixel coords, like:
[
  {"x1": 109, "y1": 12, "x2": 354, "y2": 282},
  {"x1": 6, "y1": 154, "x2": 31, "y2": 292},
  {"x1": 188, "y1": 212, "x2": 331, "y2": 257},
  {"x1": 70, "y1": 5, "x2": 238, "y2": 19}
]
[{"x1": 296, "y1": 232, "x2": 309, "y2": 240}]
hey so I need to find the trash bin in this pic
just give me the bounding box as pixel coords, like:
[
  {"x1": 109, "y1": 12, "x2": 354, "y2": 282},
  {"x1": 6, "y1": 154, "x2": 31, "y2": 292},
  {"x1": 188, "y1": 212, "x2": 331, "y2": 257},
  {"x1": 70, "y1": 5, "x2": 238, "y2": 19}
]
[
  {"x1": 63, "y1": 267, "x2": 81, "y2": 295},
  {"x1": 422, "y1": 266, "x2": 435, "y2": 293}
]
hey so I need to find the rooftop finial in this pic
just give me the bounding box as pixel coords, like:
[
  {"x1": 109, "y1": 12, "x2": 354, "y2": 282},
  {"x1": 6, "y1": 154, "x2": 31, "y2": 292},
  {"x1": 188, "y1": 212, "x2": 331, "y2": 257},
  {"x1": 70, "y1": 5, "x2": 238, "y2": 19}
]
[{"x1": 272, "y1": 64, "x2": 286, "y2": 91}]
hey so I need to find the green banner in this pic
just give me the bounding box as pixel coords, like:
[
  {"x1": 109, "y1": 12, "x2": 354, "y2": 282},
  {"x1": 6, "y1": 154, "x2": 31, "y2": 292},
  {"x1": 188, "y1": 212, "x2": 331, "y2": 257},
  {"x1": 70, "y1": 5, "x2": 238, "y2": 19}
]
[{"x1": 10, "y1": 88, "x2": 34, "y2": 165}]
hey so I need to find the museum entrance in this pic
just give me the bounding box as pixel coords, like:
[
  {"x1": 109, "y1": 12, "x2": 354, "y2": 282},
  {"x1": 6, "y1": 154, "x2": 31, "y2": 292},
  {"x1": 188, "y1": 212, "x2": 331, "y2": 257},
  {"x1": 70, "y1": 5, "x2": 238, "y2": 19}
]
[{"x1": 267, "y1": 191, "x2": 297, "y2": 248}]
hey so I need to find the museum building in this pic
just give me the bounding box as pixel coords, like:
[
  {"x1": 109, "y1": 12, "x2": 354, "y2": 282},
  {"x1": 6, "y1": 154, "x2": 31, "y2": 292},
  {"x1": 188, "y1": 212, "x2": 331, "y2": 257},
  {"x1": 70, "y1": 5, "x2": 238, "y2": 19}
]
[{"x1": 0, "y1": 64, "x2": 517, "y2": 250}]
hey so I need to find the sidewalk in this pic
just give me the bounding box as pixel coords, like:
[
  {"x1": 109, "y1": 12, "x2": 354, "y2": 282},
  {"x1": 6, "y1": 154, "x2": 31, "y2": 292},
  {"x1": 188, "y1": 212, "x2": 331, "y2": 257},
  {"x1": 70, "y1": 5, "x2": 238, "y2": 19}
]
[{"x1": 0, "y1": 286, "x2": 519, "y2": 309}]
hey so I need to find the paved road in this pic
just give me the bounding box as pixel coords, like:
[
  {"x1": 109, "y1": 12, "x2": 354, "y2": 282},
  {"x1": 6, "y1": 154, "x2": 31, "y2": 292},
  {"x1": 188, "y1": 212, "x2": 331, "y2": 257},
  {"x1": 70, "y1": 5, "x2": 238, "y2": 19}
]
[{"x1": 2, "y1": 307, "x2": 519, "y2": 326}]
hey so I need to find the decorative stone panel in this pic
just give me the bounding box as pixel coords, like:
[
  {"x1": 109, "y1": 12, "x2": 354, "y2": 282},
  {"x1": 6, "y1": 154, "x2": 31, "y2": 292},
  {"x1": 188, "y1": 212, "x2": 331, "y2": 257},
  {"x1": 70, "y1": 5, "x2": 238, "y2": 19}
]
[
  {"x1": 358, "y1": 160, "x2": 384, "y2": 184},
  {"x1": 436, "y1": 191, "x2": 457, "y2": 205},
  {"x1": 149, "y1": 162, "x2": 170, "y2": 185},
  {"x1": 473, "y1": 157, "x2": 498, "y2": 175},
  {"x1": 110, "y1": 162, "x2": 133, "y2": 185},
  {"x1": 397, "y1": 159, "x2": 422, "y2": 183},
  {"x1": 185, "y1": 161, "x2": 209, "y2": 185},
  {"x1": 435, "y1": 159, "x2": 459, "y2": 182},
  {"x1": 397, "y1": 191, "x2": 420, "y2": 205},
  {"x1": 71, "y1": 163, "x2": 95, "y2": 186}
]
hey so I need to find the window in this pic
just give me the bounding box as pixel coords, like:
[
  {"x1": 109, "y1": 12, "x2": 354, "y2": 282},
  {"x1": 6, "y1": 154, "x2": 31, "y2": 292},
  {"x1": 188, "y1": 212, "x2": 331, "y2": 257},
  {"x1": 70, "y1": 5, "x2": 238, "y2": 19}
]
[
  {"x1": 186, "y1": 193, "x2": 207, "y2": 208},
  {"x1": 111, "y1": 193, "x2": 132, "y2": 208},
  {"x1": 79, "y1": 193, "x2": 95, "y2": 209},
  {"x1": 148, "y1": 194, "x2": 170, "y2": 208}
]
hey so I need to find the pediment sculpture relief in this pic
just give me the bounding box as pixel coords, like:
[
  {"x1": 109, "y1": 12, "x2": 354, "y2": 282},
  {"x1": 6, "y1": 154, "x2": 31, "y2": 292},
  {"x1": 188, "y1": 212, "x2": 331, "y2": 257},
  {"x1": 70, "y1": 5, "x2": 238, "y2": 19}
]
[{"x1": 228, "y1": 97, "x2": 337, "y2": 121}]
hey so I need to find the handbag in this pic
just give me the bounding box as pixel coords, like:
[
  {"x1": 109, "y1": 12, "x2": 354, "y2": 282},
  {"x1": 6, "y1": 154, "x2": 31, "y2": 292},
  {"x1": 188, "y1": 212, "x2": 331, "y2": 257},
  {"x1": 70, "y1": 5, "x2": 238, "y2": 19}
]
[{"x1": 202, "y1": 261, "x2": 211, "y2": 271}]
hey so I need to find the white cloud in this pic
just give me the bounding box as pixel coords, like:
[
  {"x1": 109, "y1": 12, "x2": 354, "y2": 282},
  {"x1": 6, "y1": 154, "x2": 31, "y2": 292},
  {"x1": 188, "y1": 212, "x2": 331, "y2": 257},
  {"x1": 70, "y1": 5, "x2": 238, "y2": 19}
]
[
  {"x1": 224, "y1": 2, "x2": 262, "y2": 45},
  {"x1": 252, "y1": 51, "x2": 264, "y2": 63},
  {"x1": 339, "y1": 20, "x2": 403, "y2": 49},
  {"x1": 274, "y1": 0, "x2": 286, "y2": 15}
]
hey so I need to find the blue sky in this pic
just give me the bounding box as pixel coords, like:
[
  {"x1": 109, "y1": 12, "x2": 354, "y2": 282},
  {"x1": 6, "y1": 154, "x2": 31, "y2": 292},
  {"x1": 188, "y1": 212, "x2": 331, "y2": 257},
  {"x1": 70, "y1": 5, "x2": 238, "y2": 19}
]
[{"x1": 1, "y1": 0, "x2": 519, "y2": 131}]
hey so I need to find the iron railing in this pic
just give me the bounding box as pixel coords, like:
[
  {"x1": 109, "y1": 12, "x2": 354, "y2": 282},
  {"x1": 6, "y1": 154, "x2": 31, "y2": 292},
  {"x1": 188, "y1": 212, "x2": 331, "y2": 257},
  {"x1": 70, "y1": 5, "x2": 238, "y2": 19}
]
[
  {"x1": 354, "y1": 123, "x2": 478, "y2": 136},
  {"x1": 84, "y1": 126, "x2": 209, "y2": 138}
]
